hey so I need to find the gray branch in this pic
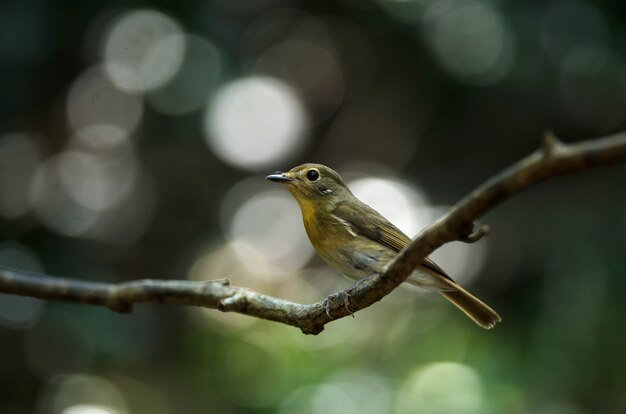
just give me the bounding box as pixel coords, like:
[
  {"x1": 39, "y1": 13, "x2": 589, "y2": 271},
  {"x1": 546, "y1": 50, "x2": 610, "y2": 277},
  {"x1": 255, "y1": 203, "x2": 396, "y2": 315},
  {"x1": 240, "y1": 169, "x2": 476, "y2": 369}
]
[{"x1": 2, "y1": 132, "x2": 626, "y2": 335}]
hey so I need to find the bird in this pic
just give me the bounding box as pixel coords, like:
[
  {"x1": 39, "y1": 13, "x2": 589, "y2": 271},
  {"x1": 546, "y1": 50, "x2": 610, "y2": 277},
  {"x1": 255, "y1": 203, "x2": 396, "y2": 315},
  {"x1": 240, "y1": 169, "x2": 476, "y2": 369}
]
[{"x1": 266, "y1": 163, "x2": 501, "y2": 329}]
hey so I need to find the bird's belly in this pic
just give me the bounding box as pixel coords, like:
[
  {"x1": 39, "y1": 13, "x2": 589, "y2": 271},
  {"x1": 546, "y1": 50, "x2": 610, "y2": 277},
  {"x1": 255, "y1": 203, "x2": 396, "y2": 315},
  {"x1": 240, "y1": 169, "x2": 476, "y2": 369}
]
[
  {"x1": 315, "y1": 238, "x2": 394, "y2": 280},
  {"x1": 311, "y1": 233, "x2": 446, "y2": 289},
  {"x1": 303, "y1": 212, "x2": 396, "y2": 280}
]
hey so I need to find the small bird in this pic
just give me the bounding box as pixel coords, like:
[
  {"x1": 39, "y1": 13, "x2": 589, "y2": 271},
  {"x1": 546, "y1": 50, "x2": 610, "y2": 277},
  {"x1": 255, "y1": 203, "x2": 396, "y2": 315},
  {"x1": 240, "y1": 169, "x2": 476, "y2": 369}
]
[{"x1": 266, "y1": 163, "x2": 501, "y2": 329}]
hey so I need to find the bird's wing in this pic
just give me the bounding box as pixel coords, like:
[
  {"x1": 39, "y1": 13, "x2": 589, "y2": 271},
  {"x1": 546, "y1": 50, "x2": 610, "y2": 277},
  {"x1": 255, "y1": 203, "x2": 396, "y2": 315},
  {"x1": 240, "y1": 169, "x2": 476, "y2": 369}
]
[
  {"x1": 333, "y1": 201, "x2": 452, "y2": 279},
  {"x1": 333, "y1": 202, "x2": 411, "y2": 252}
]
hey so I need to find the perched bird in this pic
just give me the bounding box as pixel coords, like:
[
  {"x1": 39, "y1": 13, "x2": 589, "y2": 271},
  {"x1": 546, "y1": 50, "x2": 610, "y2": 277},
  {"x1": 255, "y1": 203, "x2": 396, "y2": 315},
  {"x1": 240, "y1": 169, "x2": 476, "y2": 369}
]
[{"x1": 266, "y1": 163, "x2": 501, "y2": 329}]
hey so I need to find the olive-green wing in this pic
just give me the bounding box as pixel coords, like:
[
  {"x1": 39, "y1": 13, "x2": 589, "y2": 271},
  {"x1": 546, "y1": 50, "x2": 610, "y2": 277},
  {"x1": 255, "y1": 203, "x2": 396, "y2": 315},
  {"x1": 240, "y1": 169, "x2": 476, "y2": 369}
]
[
  {"x1": 333, "y1": 201, "x2": 451, "y2": 278},
  {"x1": 333, "y1": 202, "x2": 411, "y2": 252}
]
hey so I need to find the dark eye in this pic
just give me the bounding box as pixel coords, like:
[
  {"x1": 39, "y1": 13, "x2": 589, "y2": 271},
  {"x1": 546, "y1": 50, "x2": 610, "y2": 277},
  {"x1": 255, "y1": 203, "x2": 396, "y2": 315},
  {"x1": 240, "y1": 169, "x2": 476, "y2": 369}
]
[{"x1": 306, "y1": 169, "x2": 319, "y2": 181}]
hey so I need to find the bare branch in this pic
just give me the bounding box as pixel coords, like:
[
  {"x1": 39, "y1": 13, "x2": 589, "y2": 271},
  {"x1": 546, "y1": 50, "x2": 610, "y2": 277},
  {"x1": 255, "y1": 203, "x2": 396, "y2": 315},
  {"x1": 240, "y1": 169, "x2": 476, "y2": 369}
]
[
  {"x1": 0, "y1": 268, "x2": 311, "y2": 330},
  {"x1": 1, "y1": 132, "x2": 626, "y2": 335}
]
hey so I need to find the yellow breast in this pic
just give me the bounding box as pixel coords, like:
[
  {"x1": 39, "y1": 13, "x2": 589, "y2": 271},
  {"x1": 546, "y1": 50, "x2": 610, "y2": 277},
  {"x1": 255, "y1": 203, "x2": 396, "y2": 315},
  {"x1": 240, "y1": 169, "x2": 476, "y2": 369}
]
[
  {"x1": 299, "y1": 200, "x2": 359, "y2": 273},
  {"x1": 300, "y1": 199, "x2": 326, "y2": 251}
]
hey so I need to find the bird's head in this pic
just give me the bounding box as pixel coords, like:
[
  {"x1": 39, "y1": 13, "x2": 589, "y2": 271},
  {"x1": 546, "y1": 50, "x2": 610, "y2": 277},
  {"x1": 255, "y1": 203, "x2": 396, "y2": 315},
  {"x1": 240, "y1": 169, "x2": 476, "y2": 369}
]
[{"x1": 265, "y1": 163, "x2": 350, "y2": 207}]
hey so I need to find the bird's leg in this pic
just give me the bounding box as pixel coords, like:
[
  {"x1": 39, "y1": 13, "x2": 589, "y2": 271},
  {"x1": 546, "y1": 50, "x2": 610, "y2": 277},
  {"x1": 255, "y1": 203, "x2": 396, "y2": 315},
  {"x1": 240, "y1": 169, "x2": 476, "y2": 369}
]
[
  {"x1": 350, "y1": 273, "x2": 377, "y2": 292},
  {"x1": 323, "y1": 273, "x2": 377, "y2": 319}
]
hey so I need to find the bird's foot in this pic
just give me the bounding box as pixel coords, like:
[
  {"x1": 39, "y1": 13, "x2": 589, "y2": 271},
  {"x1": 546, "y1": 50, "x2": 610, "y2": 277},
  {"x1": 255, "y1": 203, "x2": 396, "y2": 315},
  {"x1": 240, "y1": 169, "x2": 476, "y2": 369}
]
[
  {"x1": 324, "y1": 289, "x2": 354, "y2": 319},
  {"x1": 323, "y1": 274, "x2": 377, "y2": 319}
]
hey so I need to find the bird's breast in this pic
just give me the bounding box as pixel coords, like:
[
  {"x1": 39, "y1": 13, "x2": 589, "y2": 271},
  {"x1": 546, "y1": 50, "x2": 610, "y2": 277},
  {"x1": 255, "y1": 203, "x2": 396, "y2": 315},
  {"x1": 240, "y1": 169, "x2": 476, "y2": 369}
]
[{"x1": 302, "y1": 210, "x2": 393, "y2": 279}]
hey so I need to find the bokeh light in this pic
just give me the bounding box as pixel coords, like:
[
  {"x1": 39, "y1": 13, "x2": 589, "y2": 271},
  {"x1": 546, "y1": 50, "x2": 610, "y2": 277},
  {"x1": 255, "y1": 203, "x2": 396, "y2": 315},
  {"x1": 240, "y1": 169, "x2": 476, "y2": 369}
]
[
  {"x1": 73, "y1": 125, "x2": 129, "y2": 152},
  {"x1": 29, "y1": 139, "x2": 154, "y2": 244},
  {"x1": 58, "y1": 150, "x2": 136, "y2": 211},
  {"x1": 147, "y1": 34, "x2": 223, "y2": 115},
  {"x1": 29, "y1": 154, "x2": 105, "y2": 236},
  {"x1": 421, "y1": 0, "x2": 515, "y2": 85},
  {"x1": 67, "y1": 66, "x2": 143, "y2": 135},
  {"x1": 279, "y1": 371, "x2": 392, "y2": 414},
  {"x1": 228, "y1": 191, "x2": 313, "y2": 276},
  {"x1": 397, "y1": 362, "x2": 484, "y2": 414},
  {"x1": 348, "y1": 176, "x2": 432, "y2": 237},
  {"x1": 102, "y1": 9, "x2": 184, "y2": 94},
  {"x1": 63, "y1": 405, "x2": 120, "y2": 414},
  {"x1": 221, "y1": 178, "x2": 314, "y2": 279},
  {"x1": 313, "y1": 372, "x2": 391, "y2": 414},
  {"x1": 39, "y1": 374, "x2": 127, "y2": 414},
  {"x1": 203, "y1": 76, "x2": 309, "y2": 171}
]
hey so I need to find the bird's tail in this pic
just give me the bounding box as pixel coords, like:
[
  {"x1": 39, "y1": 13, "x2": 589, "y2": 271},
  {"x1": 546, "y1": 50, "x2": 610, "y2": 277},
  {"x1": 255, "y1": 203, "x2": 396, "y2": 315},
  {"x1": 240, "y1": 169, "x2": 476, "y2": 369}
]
[
  {"x1": 408, "y1": 266, "x2": 501, "y2": 329},
  {"x1": 439, "y1": 286, "x2": 501, "y2": 329}
]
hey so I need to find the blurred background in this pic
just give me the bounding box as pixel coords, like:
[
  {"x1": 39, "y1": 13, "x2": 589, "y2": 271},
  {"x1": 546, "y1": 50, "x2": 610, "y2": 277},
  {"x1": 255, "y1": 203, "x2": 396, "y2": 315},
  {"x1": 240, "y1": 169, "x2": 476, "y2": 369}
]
[{"x1": 1, "y1": 0, "x2": 626, "y2": 413}]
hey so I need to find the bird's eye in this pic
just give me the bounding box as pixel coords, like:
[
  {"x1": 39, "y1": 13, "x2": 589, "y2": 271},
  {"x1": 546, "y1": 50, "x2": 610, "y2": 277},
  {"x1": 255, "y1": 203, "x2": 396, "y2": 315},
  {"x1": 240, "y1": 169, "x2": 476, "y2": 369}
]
[{"x1": 306, "y1": 169, "x2": 319, "y2": 181}]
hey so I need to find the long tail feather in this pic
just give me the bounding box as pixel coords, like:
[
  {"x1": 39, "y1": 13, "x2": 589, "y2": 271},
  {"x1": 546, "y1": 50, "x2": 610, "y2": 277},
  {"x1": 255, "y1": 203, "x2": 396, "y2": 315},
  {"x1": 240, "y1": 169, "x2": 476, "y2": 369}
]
[
  {"x1": 410, "y1": 264, "x2": 501, "y2": 329},
  {"x1": 439, "y1": 287, "x2": 501, "y2": 329}
]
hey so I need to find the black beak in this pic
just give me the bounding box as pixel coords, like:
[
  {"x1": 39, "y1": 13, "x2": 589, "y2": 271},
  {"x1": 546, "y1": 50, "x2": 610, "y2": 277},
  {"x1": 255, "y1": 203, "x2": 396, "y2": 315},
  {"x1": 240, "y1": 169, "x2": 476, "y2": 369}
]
[{"x1": 265, "y1": 171, "x2": 293, "y2": 183}]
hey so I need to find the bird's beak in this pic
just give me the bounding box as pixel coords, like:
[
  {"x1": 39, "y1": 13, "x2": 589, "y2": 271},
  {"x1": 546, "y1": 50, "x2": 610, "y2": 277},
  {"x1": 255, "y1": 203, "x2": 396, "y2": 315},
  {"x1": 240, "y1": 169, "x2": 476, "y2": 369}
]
[{"x1": 265, "y1": 171, "x2": 293, "y2": 183}]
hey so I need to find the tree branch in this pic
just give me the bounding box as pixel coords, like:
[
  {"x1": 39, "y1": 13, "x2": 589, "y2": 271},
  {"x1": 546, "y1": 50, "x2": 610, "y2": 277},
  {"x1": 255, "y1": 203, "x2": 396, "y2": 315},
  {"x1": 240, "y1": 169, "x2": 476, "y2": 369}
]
[{"x1": 2, "y1": 132, "x2": 626, "y2": 335}]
